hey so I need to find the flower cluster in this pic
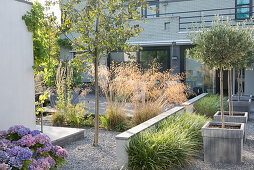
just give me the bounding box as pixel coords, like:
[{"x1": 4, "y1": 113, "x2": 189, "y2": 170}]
[{"x1": 0, "y1": 125, "x2": 68, "y2": 170}]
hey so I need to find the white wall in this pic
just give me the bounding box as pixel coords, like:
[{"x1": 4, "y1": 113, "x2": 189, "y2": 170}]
[{"x1": 0, "y1": 0, "x2": 35, "y2": 130}]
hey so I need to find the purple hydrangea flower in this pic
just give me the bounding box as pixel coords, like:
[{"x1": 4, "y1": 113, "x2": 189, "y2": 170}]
[
  {"x1": 0, "y1": 131, "x2": 7, "y2": 139},
  {"x1": 9, "y1": 157, "x2": 23, "y2": 168},
  {"x1": 0, "y1": 163, "x2": 10, "y2": 170},
  {"x1": 36, "y1": 158, "x2": 50, "y2": 169},
  {"x1": 0, "y1": 151, "x2": 9, "y2": 162},
  {"x1": 53, "y1": 146, "x2": 68, "y2": 158},
  {"x1": 17, "y1": 147, "x2": 32, "y2": 160},
  {"x1": 8, "y1": 146, "x2": 32, "y2": 160},
  {"x1": 34, "y1": 134, "x2": 50, "y2": 145},
  {"x1": 30, "y1": 130, "x2": 40, "y2": 136},
  {"x1": 18, "y1": 134, "x2": 35, "y2": 147},
  {"x1": 46, "y1": 156, "x2": 55, "y2": 167},
  {"x1": 17, "y1": 127, "x2": 30, "y2": 137},
  {"x1": 7, "y1": 125, "x2": 25, "y2": 134}
]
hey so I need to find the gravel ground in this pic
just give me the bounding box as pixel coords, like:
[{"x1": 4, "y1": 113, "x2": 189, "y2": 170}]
[
  {"x1": 60, "y1": 128, "x2": 120, "y2": 170},
  {"x1": 184, "y1": 113, "x2": 254, "y2": 170},
  {"x1": 60, "y1": 113, "x2": 254, "y2": 170}
]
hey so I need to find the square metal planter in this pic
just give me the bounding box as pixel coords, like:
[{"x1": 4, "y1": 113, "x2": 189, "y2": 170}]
[
  {"x1": 232, "y1": 94, "x2": 252, "y2": 101},
  {"x1": 202, "y1": 121, "x2": 244, "y2": 164},
  {"x1": 228, "y1": 99, "x2": 251, "y2": 113},
  {"x1": 213, "y1": 111, "x2": 248, "y2": 123}
]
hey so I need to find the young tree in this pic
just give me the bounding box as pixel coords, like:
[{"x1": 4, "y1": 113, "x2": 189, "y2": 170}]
[
  {"x1": 188, "y1": 16, "x2": 254, "y2": 128},
  {"x1": 60, "y1": 0, "x2": 146, "y2": 146}
]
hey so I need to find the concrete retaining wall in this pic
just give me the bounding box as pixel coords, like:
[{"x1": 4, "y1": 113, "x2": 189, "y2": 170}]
[{"x1": 115, "y1": 93, "x2": 208, "y2": 167}]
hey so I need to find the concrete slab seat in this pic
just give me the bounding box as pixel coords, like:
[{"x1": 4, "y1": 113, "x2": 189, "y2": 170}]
[{"x1": 36, "y1": 125, "x2": 85, "y2": 147}]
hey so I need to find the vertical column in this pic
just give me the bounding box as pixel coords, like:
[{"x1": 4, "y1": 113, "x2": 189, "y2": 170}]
[{"x1": 170, "y1": 44, "x2": 181, "y2": 74}]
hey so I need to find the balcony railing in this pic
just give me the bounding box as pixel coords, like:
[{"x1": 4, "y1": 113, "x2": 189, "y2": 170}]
[{"x1": 145, "y1": 6, "x2": 254, "y2": 32}]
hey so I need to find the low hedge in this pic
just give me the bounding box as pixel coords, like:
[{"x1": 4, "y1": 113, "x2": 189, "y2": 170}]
[{"x1": 193, "y1": 94, "x2": 227, "y2": 118}]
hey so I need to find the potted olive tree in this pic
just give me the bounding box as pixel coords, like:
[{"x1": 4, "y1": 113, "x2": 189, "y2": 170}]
[
  {"x1": 230, "y1": 52, "x2": 254, "y2": 114},
  {"x1": 189, "y1": 16, "x2": 254, "y2": 163}
]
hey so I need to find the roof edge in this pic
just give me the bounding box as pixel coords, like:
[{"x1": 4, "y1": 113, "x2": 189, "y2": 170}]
[{"x1": 15, "y1": 0, "x2": 33, "y2": 5}]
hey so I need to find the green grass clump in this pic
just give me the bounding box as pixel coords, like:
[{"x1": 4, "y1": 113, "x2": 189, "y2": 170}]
[
  {"x1": 193, "y1": 94, "x2": 227, "y2": 118},
  {"x1": 126, "y1": 112, "x2": 210, "y2": 170}
]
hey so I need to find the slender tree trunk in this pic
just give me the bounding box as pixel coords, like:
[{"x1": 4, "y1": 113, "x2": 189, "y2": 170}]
[
  {"x1": 240, "y1": 69, "x2": 243, "y2": 96},
  {"x1": 230, "y1": 70, "x2": 233, "y2": 114},
  {"x1": 238, "y1": 70, "x2": 240, "y2": 101},
  {"x1": 93, "y1": 1, "x2": 100, "y2": 147},
  {"x1": 220, "y1": 65, "x2": 225, "y2": 128},
  {"x1": 228, "y1": 70, "x2": 233, "y2": 116},
  {"x1": 93, "y1": 49, "x2": 99, "y2": 147}
]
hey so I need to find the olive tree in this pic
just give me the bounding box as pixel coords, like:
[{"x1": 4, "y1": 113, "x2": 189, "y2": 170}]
[
  {"x1": 188, "y1": 16, "x2": 254, "y2": 128},
  {"x1": 60, "y1": 0, "x2": 146, "y2": 146}
]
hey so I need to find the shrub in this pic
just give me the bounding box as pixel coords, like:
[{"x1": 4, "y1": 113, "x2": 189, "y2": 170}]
[
  {"x1": 99, "y1": 105, "x2": 128, "y2": 132},
  {"x1": 89, "y1": 61, "x2": 187, "y2": 127},
  {"x1": 193, "y1": 94, "x2": 227, "y2": 118},
  {"x1": 127, "y1": 112, "x2": 210, "y2": 170},
  {"x1": 132, "y1": 101, "x2": 162, "y2": 126},
  {"x1": 0, "y1": 125, "x2": 68, "y2": 169}
]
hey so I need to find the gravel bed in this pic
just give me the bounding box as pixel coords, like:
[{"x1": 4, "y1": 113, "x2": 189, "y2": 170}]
[
  {"x1": 184, "y1": 113, "x2": 254, "y2": 170},
  {"x1": 59, "y1": 113, "x2": 254, "y2": 170},
  {"x1": 60, "y1": 128, "x2": 120, "y2": 170}
]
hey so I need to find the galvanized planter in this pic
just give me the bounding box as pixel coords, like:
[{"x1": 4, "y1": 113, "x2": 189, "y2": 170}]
[
  {"x1": 228, "y1": 99, "x2": 251, "y2": 113},
  {"x1": 202, "y1": 122, "x2": 244, "y2": 164},
  {"x1": 213, "y1": 111, "x2": 248, "y2": 123},
  {"x1": 232, "y1": 94, "x2": 252, "y2": 101}
]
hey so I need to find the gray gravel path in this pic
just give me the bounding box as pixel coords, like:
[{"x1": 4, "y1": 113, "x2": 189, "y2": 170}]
[
  {"x1": 60, "y1": 113, "x2": 254, "y2": 170},
  {"x1": 60, "y1": 128, "x2": 120, "y2": 170},
  {"x1": 184, "y1": 113, "x2": 254, "y2": 170}
]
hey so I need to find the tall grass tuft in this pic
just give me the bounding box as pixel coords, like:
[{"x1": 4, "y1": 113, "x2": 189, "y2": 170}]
[
  {"x1": 127, "y1": 112, "x2": 210, "y2": 170},
  {"x1": 193, "y1": 94, "x2": 227, "y2": 118}
]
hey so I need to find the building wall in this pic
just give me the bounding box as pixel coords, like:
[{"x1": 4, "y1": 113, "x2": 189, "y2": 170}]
[
  {"x1": 129, "y1": 0, "x2": 254, "y2": 45},
  {"x1": 245, "y1": 65, "x2": 254, "y2": 95},
  {"x1": 0, "y1": 0, "x2": 35, "y2": 130}
]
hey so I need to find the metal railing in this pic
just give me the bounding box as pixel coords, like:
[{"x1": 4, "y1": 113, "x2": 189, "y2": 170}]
[{"x1": 144, "y1": 6, "x2": 254, "y2": 31}]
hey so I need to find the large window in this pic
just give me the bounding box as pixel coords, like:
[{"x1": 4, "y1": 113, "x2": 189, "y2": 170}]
[
  {"x1": 140, "y1": 47, "x2": 170, "y2": 71},
  {"x1": 140, "y1": 1, "x2": 159, "y2": 18},
  {"x1": 236, "y1": 0, "x2": 252, "y2": 19}
]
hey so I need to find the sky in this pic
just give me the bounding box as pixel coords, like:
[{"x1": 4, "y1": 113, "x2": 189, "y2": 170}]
[{"x1": 30, "y1": 0, "x2": 61, "y2": 24}]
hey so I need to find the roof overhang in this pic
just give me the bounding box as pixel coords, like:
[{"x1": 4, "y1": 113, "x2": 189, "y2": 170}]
[
  {"x1": 128, "y1": 39, "x2": 193, "y2": 47},
  {"x1": 15, "y1": 0, "x2": 33, "y2": 5}
]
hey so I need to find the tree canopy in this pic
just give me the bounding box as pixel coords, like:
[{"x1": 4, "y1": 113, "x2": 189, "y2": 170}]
[{"x1": 188, "y1": 16, "x2": 254, "y2": 70}]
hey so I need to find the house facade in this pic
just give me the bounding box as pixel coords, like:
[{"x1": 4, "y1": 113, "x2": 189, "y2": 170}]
[
  {"x1": 0, "y1": 0, "x2": 35, "y2": 130},
  {"x1": 61, "y1": 0, "x2": 254, "y2": 95}
]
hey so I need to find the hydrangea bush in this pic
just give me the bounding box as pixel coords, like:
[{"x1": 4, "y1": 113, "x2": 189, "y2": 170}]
[{"x1": 0, "y1": 125, "x2": 68, "y2": 170}]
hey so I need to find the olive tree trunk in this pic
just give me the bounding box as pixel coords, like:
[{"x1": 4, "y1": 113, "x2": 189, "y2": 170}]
[
  {"x1": 220, "y1": 65, "x2": 225, "y2": 128},
  {"x1": 238, "y1": 70, "x2": 240, "y2": 101},
  {"x1": 228, "y1": 70, "x2": 233, "y2": 116}
]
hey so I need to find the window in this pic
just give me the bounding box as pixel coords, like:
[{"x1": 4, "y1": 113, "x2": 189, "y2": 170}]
[
  {"x1": 236, "y1": 0, "x2": 252, "y2": 19},
  {"x1": 164, "y1": 22, "x2": 170, "y2": 30},
  {"x1": 140, "y1": 1, "x2": 159, "y2": 18}
]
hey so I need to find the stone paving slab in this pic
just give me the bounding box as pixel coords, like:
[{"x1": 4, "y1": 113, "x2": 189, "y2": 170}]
[{"x1": 36, "y1": 125, "x2": 85, "y2": 146}]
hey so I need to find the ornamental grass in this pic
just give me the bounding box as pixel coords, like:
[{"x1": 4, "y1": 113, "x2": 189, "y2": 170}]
[{"x1": 127, "y1": 112, "x2": 210, "y2": 170}]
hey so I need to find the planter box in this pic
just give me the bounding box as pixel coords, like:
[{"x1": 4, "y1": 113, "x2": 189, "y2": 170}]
[
  {"x1": 232, "y1": 94, "x2": 252, "y2": 101},
  {"x1": 213, "y1": 111, "x2": 248, "y2": 123},
  {"x1": 202, "y1": 122, "x2": 244, "y2": 164},
  {"x1": 228, "y1": 99, "x2": 251, "y2": 113}
]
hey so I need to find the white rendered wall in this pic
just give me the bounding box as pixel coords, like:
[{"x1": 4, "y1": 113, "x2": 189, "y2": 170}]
[{"x1": 0, "y1": 0, "x2": 35, "y2": 130}]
